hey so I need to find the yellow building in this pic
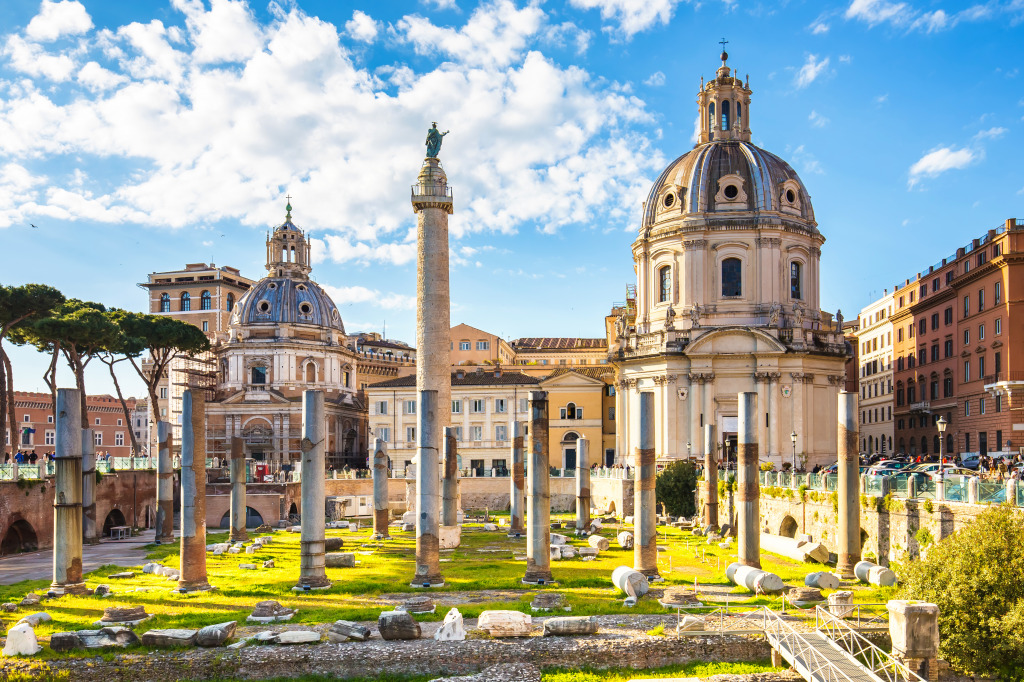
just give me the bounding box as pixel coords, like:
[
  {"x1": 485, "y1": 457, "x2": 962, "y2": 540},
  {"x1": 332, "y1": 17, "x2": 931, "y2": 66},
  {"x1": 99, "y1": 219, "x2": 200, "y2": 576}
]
[
  {"x1": 449, "y1": 323, "x2": 516, "y2": 366},
  {"x1": 510, "y1": 336, "x2": 609, "y2": 370}
]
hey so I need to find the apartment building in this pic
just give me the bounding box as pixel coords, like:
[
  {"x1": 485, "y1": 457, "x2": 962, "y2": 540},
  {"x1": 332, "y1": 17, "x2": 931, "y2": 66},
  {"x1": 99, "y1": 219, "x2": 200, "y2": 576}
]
[
  {"x1": 5, "y1": 392, "x2": 137, "y2": 457},
  {"x1": 852, "y1": 293, "x2": 895, "y2": 455}
]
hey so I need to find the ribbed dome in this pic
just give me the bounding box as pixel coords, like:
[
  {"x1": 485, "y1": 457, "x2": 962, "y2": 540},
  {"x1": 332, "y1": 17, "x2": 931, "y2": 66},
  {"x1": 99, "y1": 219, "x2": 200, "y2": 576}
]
[
  {"x1": 642, "y1": 139, "x2": 816, "y2": 230},
  {"x1": 231, "y1": 277, "x2": 344, "y2": 333}
]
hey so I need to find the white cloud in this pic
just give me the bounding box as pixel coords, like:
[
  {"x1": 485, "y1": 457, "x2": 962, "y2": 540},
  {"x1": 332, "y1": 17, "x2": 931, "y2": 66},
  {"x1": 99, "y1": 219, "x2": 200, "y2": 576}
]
[
  {"x1": 845, "y1": 0, "x2": 912, "y2": 26},
  {"x1": 345, "y1": 10, "x2": 379, "y2": 43},
  {"x1": 567, "y1": 0, "x2": 685, "y2": 39},
  {"x1": 908, "y1": 146, "x2": 977, "y2": 187},
  {"x1": 845, "y1": 0, "x2": 1023, "y2": 32},
  {"x1": 0, "y1": 163, "x2": 47, "y2": 228},
  {"x1": 171, "y1": 0, "x2": 263, "y2": 64},
  {"x1": 808, "y1": 110, "x2": 829, "y2": 128},
  {"x1": 26, "y1": 0, "x2": 93, "y2": 42},
  {"x1": 3, "y1": 35, "x2": 76, "y2": 81},
  {"x1": 644, "y1": 70, "x2": 665, "y2": 87},
  {"x1": 423, "y1": 0, "x2": 459, "y2": 9},
  {"x1": 875, "y1": 93, "x2": 889, "y2": 104},
  {"x1": 788, "y1": 145, "x2": 824, "y2": 175},
  {"x1": 794, "y1": 54, "x2": 830, "y2": 88},
  {"x1": 810, "y1": 20, "x2": 830, "y2": 34},
  {"x1": 838, "y1": 54, "x2": 852, "y2": 63},
  {"x1": 974, "y1": 126, "x2": 1007, "y2": 140},
  {"x1": 321, "y1": 284, "x2": 416, "y2": 311},
  {"x1": 77, "y1": 61, "x2": 128, "y2": 91},
  {"x1": 911, "y1": 9, "x2": 948, "y2": 32}
]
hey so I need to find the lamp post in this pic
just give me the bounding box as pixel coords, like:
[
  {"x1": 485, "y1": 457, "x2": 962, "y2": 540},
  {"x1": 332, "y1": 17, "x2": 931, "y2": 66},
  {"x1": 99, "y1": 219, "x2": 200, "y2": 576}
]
[
  {"x1": 790, "y1": 431, "x2": 797, "y2": 472},
  {"x1": 937, "y1": 416, "x2": 947, "y2": 481}
]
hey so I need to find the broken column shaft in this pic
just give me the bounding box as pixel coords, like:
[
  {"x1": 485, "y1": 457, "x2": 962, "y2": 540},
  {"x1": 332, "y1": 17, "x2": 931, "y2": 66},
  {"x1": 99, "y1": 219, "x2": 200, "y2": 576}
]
[
  {"x1": 52, "y1": 388, "x2": 86, "y2": 595},
  {"x1": 229, "y1": 437, "x2": 248, "y2": 543},
  {"x1": 81, "y1": 428, "x2": 98, "y2": 545},
  {"x1": 634, "y1": 391, "x2": 660, "y2": 579},
  {"x1": 575, "y1": 436, "x2": 591, "y2": 531},
  {"x1": 837, "y1": 391, "x2": 861, "y2": 578},
  {"x1": 702, "y1": 423, "x2": 719, "y2": 530},
  {"x1": 442, "y1": 427, "x2": 459, "y2": 527},
  {"x1": 155, "y1": 421, "x2": 174, "y2": 544},
  {"x1": 524, "y1": 391, "x2": 553, "y2": 584},
  {"x1": 413, "y1": 389, "x2": 443, "y2": 587},
  {"x1": 372, "y1": 438, "x2": 390, "y2": 539},
  {"x1": 508, "y1": 420, "x2": 526, "y2": 538},
  {"x1": 737, "y1": 391, "x2": 760, "y2": 569},
  {"x1": 297, "y1": 389, "x2": 330, "y2": 589},
  {"x1": 178, "y1": 389, "x2": 211, "y2": 591}
]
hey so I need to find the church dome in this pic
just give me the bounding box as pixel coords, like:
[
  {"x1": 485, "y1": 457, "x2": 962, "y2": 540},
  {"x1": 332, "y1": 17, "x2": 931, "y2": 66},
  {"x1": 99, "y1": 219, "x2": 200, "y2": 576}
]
[
  {"x1": 231, "y1": 277, "x2": 345, "y2": 333},
  {"x1": 642, "y1": 140, "x2": 816, "y2": 230}
]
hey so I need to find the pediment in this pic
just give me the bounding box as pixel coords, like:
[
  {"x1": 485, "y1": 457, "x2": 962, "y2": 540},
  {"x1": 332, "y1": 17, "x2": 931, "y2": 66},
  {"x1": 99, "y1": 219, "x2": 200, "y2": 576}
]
[{"x1": 685, "y1": 327, "x2": 787, "y2": 355}]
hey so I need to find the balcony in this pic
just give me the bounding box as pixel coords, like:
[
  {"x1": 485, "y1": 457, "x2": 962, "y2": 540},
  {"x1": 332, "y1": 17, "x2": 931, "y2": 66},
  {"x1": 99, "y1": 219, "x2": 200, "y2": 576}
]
[
  {"x1": 245, "y1": 384, "x2": 270, "y2": 401},
  {"x1": 909, "y1": 401, "x2": 931, "y2": 413}
]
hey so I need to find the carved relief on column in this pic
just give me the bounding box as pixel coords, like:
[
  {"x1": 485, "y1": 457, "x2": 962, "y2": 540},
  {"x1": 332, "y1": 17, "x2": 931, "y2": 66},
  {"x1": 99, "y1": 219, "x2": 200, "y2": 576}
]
[
  {"x1": 826, "y1": 374, "x2": 846, "y2": 386},
  {"x1": 683, "y1": 239, "x2": 708, "y2": 250},
  {"x1": 790, "y1": 372, "x2": 815, "y2": 384},
  {"x1": 754, "y1": 237, "x2": 781, "y2": 247},
  {"x1": 666, "y1": 374, "x2": 678, "y2": 384},
  {"x1": 652, "y1": 375, "x2": 666, "y2": 386}
]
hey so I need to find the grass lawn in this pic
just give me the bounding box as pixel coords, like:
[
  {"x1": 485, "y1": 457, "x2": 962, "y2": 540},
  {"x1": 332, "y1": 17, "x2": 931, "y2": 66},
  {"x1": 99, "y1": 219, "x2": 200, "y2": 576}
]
[{"x1": 0, "y1": 513, "x2": 894, "y2": 660}]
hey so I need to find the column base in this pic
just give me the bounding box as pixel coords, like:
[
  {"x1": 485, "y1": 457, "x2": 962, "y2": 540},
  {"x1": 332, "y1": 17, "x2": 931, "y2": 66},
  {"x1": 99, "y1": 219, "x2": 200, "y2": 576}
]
[
  {"x1": 637, "y1": 568, "x2": 664, "y2": 582},
  {"x1": 176, "y1": 582, "x2": 216, "y2": 593},
  {"x1": 507, "y1": 530, "x2": 524, "y2": 539},
  {"x1": 230, "y1": 531, "x2": 250, "y2": 543},
  {"x1": 49, "y1": 582, "x2": 88, "y2": 596},
  {"x1": 410, "y1": 577, "x2": 445, "y2": 588},
  {"x1": 835, "y1": 557, "x2": 858, "y2": 580},
  {"x1": 292, "y1": 580, "x2": 333, "y2": 592},
  {"x1": 371, "y1": 532, "x2": 392, "y2": 540},
  {"x1": 522, "y1": 573, "x2": 556, "y2": 586}
]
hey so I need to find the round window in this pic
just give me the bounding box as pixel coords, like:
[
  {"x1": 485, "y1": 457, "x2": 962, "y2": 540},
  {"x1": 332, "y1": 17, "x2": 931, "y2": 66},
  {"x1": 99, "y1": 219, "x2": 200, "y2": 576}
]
[
  {"x1": 267, "y1": 282, "x2": 277, "y2": 290},
  {"x1": 296, "y1": 284, "x2": 306, "y2": 292},
  {"x1": 299, "y1": 303, "x2": 312, "y2": 315},
  {"x1": 724, "y1": 184, "x2": 739, "y2": 200},
  {"x1": 786, "y1": 189, "x2": 796, "y2": 203},
  {"x1": 258, "y1": 301, "x2": 271, "y2": 313},
  {"x1": 663, "y1": 193, "x2": 675, "y2": 208}
]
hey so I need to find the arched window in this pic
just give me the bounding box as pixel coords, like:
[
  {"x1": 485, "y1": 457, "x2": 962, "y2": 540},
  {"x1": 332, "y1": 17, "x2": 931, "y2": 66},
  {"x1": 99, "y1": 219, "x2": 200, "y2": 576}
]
[
  {"x1": 562, "y1": 402, "x2": 578, "y2": 420},
  {"x1": 721, "y1": 99, "x2": 730, "y2": 130},
  {"x1": 200, "y1": 290, "x2": 211, "y2": 310},
  {"x1": 180, "y1": 292, "x2": 191, "y2": 311},
  {"x1": 658, "y1": 266, "x2": 671, "y2": 303},
  {"x1": 290, "y1": 246, "x2": 296, "y2": 263},
  {"x1": 920, "y1": 436, "x2": 928, "y2": 455},
  {"x1": 907, "y1": 385, "x2": 916, "y2": 403},
  {"x1": 708, "y1": 102, "x2": 715, "y2": 131},
  {"x1": 226, "y1": 293, "x2": 234, "y2": 312},
  {"x1": 159, "y1": 293, "x2": 170, "y2": 313},
  {"x1": 736, "y1": 102, "x2": 742, "y2": 127},
  {"x1": 790, "y1": 261, "x2": 803, "y2": 300},
  {"x1": 722, "y1": 257, "x2": 742, "y2": 297},
  {"x1": 305, "y1": 363, "x2": 316, "y2": 383}
]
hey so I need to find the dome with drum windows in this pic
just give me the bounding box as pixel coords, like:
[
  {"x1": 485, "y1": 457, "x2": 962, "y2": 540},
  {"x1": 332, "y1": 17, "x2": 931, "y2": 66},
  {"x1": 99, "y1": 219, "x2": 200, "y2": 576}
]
[
  {"x1": 229, "y1": 202, "x2": 346, "y2": 334},
  {"x1": 641, "y1": 50, "x2": 816, "y2": 235}
]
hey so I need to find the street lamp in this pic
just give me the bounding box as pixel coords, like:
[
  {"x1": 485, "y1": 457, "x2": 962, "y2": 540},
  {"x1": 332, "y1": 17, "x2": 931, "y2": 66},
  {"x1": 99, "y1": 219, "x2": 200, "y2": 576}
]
[
  {"x1": 937, "y1": 416, "x2": 947, "y2": 482},
  {"x1": 790, "y1": 431, "x2": 798, "y2": 472}
]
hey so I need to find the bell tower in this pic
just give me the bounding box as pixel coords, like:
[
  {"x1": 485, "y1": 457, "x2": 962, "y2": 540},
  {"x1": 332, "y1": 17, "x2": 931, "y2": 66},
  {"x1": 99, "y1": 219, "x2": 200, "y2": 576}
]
[
  {"x1": 696, "y1": 45, "x2": 752, "y2": 144},
  {"x1": 265, "y1": 198, "x2": 312, "y2": 279}
]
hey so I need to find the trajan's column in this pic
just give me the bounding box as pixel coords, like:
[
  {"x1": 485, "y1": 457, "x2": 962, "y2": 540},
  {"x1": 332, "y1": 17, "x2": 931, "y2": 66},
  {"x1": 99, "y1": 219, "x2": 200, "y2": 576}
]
[{"x1": 411, "y1": 122, "x2": 453, "y2": 587}]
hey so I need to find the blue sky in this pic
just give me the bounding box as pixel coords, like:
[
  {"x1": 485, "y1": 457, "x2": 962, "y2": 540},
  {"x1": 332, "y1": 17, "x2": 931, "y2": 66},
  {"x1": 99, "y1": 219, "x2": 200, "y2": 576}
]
[{"x1": 1, "y1": 0, "x2": 1022, "y2": 397}]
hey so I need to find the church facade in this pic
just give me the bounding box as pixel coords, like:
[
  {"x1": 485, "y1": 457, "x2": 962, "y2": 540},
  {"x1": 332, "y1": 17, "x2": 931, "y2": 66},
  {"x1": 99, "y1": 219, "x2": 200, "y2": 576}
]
[{"x1": 610, "y1": 53, "x2": 850, "y2": 469}]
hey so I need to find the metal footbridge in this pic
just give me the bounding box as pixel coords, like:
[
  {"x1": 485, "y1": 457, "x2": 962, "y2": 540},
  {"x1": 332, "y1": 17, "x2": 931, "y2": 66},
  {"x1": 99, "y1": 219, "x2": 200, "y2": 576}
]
[{"x1": 762, "y1": 606, "x2": 926, "y2": 682}]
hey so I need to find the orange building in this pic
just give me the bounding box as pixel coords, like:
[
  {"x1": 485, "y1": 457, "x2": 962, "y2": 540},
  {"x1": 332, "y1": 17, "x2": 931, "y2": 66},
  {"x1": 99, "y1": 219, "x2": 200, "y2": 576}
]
[{"x1": 4, "y1": 392, "x2": 138, "y2": 457}]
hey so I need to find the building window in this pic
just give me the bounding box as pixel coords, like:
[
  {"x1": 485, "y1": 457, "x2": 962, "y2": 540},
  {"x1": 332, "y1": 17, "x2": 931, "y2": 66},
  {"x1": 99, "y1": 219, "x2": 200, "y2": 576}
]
[
  {"x1": 200, "y1": 290, "x2": 212, "y2": 310},
  {"x1": 181, "y1": 292, "x2": 191, "y2": 311},
  {"x1": 658, "y1": 266, "x2": 672, "y2": 304},
  {"x1": 978, "y1": 288, "x2": 985, "y2": 312},
  {"x1": 931, "y1": 313, "x2": 939, "y2": 331},
  {"x1": 790, "y1": 262, "x2": 802, "y2": 300},
  {"x1": 944, "y1": 307, "x2": 952, "y2": 325},
  {"x1": 964, "y1": 360, "x2": 971, "y2": 382},
  {"x1": 519, "y1": 398, "x2": 528, "y2": 413},
  {"x1": 470, "y1": 399, "x2": 485, "y2": 414},
  {"x1": 979, "y1": 356, "x2": 986, "y2": 377},
  {"x1": 721, "y1": 258, "x2": 742, "y2": 297},
  {"x1": 375, "y1": 401, "x2": 388, "y2": 415},
  {"x1": 944, "y1": 378, "x2": 953, "y2": 397},
  {"x1": 459, "y1": 341, "x2": 470, "y2": 351},
  {"x1": 721, "y1": 98, "x2": 731, "y2": 129},
  {"x1": 996, "y1": 395, "x2": 1002, "y2": 413},
  {"x1": 980, "y1": 398, "x2": 986, "y2": 415},
  {"x1": 919, "y1": 319, "x2": 926, "y2": 335},
  {"x1": 116, "y1": 418, "x2": 122, "y2": 426},
  {"x1": 918, "y1": 348, "x2": 927, "y2": 366},
  {"x1": 996, "y1": 351, "x2": 1002, "y2": 375},
  {"x1": 476, "y1": 341, "x2": 489, "y2": 351},
  {"x1": 94, "y1": 432, "x2": 102, "y2": 446},
  {"x1": 494, "y1": 399, "x2": 507, "y2": 414},
  {"x1": 495, "y1": 424, "x2": 507, "y2": 442},
  {"x1": 454, "y1": 426, "x2": 463, "y2": 441},
  {"x1": 375, "y1": 427, "x2": 390, "y2": 442},
  {"x1": 406, "y1": 427, "x2": 416, "y2": 443},
  {"x1": 250, "y1": 367, "x2": 266, "y2": 384},
  {"x1": 47, "y1": 415, "x2": 53, "y2": 423},
  {"x1": 965, "y1": 400, "x2": 970, "y2": 417},
  {"x1": 708, "y1": 101, "x2": 715, "y2": 131},
  {"x1": 226, "y1": 293, "x2": 235, "y2": 312},
  {"x1": 403, "y1": 400, "x2": 416, "y2": 415},
  {"x1": 963, "y1": 295, "x2": 970, "y2": 318},
  {"x1": 470, "y1": 426, "x2": 483, "y2": 441},
  {"x1": 202, "y1": 321, "x2": 208, "y2": 332},
  {"x1": 996, "y1": 318, "x2": 1002, "y2": 335},
  {"x1": 45, "y1": 430, "x2": 55, "y2": 445},
  {"x1": 159, "y1": 293, "x2": 170, "y2": 312},
  {"x1": 115, "y1": 432, "x2": 124, "y2": 446},
  {"x1": 451, "y1": 400, "x2": 462, "y2": 414},
  {"x1": 931, "y1": 344, "x2": 939, "y2": 362},
  {"x1": 963, "y1": 329, "x2": 970, "y2": 346},
  {"x1": 944, "y1": 339, "x2": 953, "y2": 358},
  {"x1": 979, "y1": 324, "x2": 985, "y2": 341}
]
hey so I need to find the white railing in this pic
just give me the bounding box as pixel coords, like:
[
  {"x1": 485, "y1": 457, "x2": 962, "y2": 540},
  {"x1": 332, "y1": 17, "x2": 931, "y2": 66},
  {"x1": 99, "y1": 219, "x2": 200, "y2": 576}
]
[
  {"x1": 815, "y1": 606, "x2": 927, "y2": 682},
  {"x1": 762, "y1": 606, "x2": 863, "y2": 682}
]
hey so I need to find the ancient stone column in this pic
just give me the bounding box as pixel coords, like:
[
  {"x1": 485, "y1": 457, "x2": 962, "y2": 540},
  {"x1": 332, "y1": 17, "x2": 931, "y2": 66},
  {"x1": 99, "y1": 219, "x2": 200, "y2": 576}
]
[
  {"x1": 81, "y1": 428, "x2": 98, "y2": 545},
  {"x1": 52, "y1": 388, "x2": 86, "y2": 595},
  {"x1": 836, "y1": 390, "x2": 861, "y2": 578},
  {"x1": 297, "y1": 390, "x2": 330, "y2": 589},
  {"x1": 575, "y1": 436, "x2": 591, "y2": 531},
  {"x1": 229, "y1": 437, "x2": 248, "y2": 543},
  {"x1": 634, "y1": 391, "x2": 660, "y2": 579},
  {"x1": 524, "y1": 391, "x2": 553, "y2": 584},
  {"x1": 413, "y1": 389, "x2": 443, "y2": 587},
  {"x1": 888, "y1": 600, "x2": 940, "y2": 681},
  {"x1": 155, "y1": 421, "x2": 174, "y2": 544},
  {"x1": 412, "y1": 154, "x2": 452, "y2": 488},
  {"x1": 702, "y1": 422, "x2": 719, "y2": 531},
  {"x1": 508, "y1": 421, "x2": 526, "y2": 538},
  {"x1": 372, "y1": 438, "x2": 390, "y2": 539},
  {"x1": 442, "y1": 427, "x2": 459, "y2": 527},
  {"x1": 178, "y1": 389, "x2": 211, "y2": 592},
  {"x1": 737, "y1": 391, "x2": 760, "y2": 569}
]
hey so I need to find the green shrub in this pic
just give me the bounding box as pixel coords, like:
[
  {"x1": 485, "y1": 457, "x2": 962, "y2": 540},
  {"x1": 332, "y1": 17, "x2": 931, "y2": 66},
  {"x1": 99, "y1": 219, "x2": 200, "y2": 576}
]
[
  {"x1": 914, "y1": 527, "x2": 934, "y2": 548},
  {"x1": 923, "y1": 499, "x2": 934, "y2": 514},
  {"x1": 897, "y1": 506, "x2": 1024, "y2": 679},
  {"x1": 655, "y1": 460, "x2": 697, "y2": 517}
]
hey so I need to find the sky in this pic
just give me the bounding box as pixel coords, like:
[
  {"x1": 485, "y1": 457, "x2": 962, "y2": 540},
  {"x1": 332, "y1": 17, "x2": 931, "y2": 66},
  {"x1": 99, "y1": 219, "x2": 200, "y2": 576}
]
[{"x1": 0, "y1": 0, "x2": 1022, "y2": 398}]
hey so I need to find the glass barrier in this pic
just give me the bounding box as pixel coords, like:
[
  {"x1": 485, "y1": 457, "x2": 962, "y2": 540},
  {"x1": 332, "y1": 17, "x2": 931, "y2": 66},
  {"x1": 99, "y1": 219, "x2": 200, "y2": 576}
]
[
  {"x1": 943, "y1": 478, "x2": 968, "y2": 502},
  {"x1": 865, "y1": 476, "x2": 885, "y2": 496},
  {"x1": 917, "y1": 478, "x2": 936, "y2": 499},
  {"x1": 892, "y1": 476, "x2": 908, "y2": 497},
  {"x1": 978, "y1": 480, "x2": 1006, "y2": 504},
  {"x1": 825, "y1": 474, "x2": 838, "y2": 492},
  {"x1": 0, "y1": 464, "x2": 13, "y2": 481}
]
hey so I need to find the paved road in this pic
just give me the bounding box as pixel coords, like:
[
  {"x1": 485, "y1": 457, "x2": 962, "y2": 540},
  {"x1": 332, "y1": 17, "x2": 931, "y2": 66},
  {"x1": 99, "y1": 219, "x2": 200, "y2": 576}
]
[{"x1": 0, "y1": 530, "x2": 174, "y2": 585}]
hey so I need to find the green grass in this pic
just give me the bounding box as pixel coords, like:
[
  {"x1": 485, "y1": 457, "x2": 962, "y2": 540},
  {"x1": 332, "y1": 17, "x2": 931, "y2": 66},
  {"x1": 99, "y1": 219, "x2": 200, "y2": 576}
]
[{"x1": 0, "y1": 521, "x2": 888, "y2": 658}]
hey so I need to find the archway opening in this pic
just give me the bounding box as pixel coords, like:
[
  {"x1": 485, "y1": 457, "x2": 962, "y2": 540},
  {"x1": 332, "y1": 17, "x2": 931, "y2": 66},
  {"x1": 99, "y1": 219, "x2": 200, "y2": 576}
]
[
  {"x1": 102, "y1": 509, "x2": 127, "y2": 537},
  {"x1": 219, "y1": 506, "x2": 265, "y2": 529},
  {"x1": 1, "y1": 519, "x2": 38, "y2": 556},
  {"x1": 779, "y1": 515, "x2": 798, "y2": 538},
  {"x1": 562, "y1": 431, "x2": 580, "y2": 469},
  {"x1": 860, "y1": 528, "x2": 870, "y2": 550},
  {"x1": 288, "y1": 502, "x2": 299, "y2": 523}
]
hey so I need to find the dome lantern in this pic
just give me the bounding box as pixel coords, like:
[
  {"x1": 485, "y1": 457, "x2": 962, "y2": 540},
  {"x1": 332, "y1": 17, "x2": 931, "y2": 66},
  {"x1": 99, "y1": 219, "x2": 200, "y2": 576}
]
[
  {"x1": 697, "y1": 48, "x2": 752, "y2": 144},
  {"x1": 266, "y1": 196, "x2": 312, "y2": 279}
]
